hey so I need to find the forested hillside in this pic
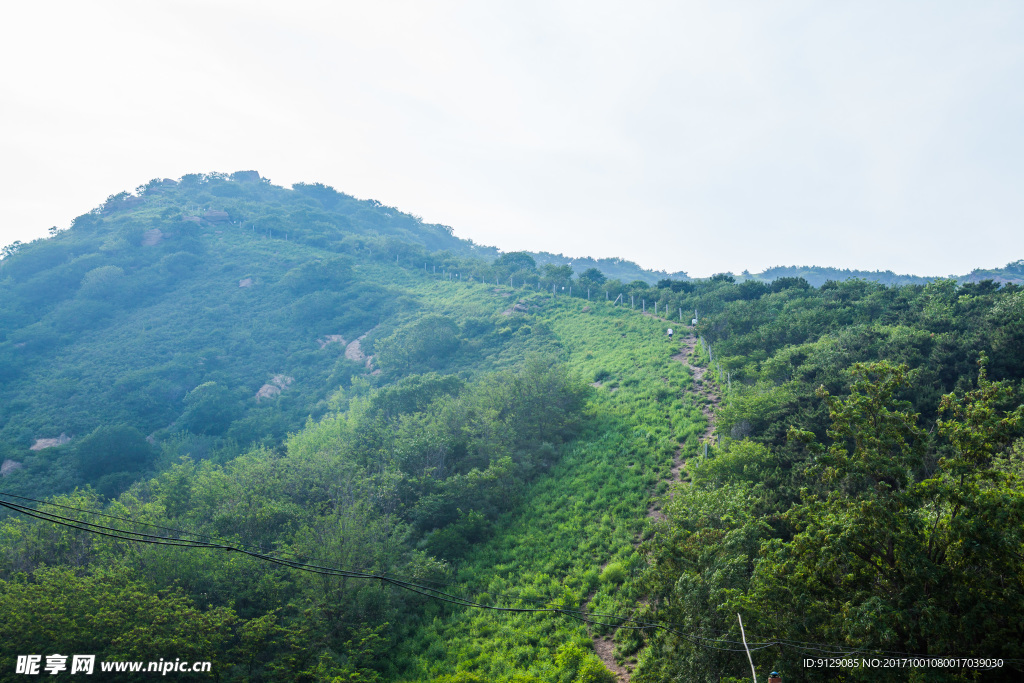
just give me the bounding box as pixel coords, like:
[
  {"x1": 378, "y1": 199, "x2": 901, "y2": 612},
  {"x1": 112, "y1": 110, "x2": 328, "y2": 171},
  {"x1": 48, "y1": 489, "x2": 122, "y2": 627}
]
[{"x1": 1, "y1": 173, "x2": 1022, "y2": 682}]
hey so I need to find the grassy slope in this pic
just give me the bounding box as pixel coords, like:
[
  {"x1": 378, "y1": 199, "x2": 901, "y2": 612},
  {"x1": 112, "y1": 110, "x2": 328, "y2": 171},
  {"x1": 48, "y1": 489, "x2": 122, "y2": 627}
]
[
  {"x1": 361, "y1": 281, "x2": 708, "y2": 680},
  {"x1": 3, "y1": 223, "x2": 713, "y2": 681}
]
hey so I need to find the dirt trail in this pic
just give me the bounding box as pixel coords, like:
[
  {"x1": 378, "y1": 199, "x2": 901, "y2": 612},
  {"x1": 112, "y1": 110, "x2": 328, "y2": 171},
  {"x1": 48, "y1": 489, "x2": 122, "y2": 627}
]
[
  {"x1": 671, "y1": 332, "x2": 719, "y2": 442},
  {"x1": 593, "y1": 637, "x2": 630, "y2": 680},
  {"x1": 647, "y1": 330, "x2": 718, "y2": 519},
  {"x1": 594, "y1": 328, "x2": 720, "y2": 681}
]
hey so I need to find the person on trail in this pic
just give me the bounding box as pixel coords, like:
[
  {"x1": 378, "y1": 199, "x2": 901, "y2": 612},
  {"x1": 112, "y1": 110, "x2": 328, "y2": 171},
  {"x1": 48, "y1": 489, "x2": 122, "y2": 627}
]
[{"x1": 667, "y1": 328, "x2": 673, "y2": 339}]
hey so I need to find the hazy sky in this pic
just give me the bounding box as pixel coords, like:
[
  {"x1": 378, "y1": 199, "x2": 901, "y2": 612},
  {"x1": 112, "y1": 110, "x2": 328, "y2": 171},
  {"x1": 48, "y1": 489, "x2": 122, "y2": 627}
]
[{"x1": 2, "y1": 1, "x2": 1022, "y2": 277}]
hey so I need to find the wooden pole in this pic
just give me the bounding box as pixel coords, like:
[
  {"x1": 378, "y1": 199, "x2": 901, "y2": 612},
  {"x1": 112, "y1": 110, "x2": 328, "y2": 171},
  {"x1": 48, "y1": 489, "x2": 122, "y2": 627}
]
[{"x1": 738, "y1": 614, "x2": 757, "y2": 683}]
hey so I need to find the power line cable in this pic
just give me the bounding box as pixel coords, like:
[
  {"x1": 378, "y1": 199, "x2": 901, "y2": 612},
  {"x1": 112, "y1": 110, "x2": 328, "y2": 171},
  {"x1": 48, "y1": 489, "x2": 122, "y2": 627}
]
[
  {"x1": 0, "y1": 492, "x2": 449, "y2": 587},
  {"x1": 0, "y1": 491, "x2": 223, "y2": 543},
  {"x1": 0, "y1": 497, "x2": 761, "y2": 653},
  {"x1": 0, "y1": 498, "x2": 977, "y2": 657},
  {"x1": 2, "y1": 494, "x2": 1019, "y2": 663}
]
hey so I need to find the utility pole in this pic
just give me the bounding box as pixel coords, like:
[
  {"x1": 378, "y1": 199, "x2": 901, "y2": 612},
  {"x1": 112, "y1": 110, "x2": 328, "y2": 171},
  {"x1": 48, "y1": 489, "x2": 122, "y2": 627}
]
[{"x1": 738, "y1": 614, "x2": 757, "y2": 683}]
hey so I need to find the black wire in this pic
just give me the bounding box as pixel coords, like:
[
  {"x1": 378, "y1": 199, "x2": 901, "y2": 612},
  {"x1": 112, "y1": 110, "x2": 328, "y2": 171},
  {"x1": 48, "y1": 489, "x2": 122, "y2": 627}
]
[
  {"x1": 8, "y1": 499, "x2": 1012, "y2": 660},
  {"x1": 0, "y1": 501, "x2": 934, "y2": 655},
  {"x1": 3, "y1": 496, "x2": 1021, "y2": 663},
  {"x1": 0, "y1": 491, "x2": 450, "y2": 587},
  {"x1": 0, "y1": 499, "x2": 759, "y2": 653},
  {"x1": 0, "y1": 490, "x2": 223, "y2": 543},
  {"x1": 1, "y1": 500, "x2": 222, "y2": 546}
]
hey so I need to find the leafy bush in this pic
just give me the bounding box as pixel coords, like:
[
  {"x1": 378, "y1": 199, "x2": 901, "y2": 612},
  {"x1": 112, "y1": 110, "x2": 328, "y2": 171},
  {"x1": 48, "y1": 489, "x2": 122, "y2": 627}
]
[
  {"x1": 375, "y1": 315, "x2": 462, "y2": 374},
  {"x1": 178, "y1": 382, "x2": 241, "y2": 436},
  {"x1": 78, "y1": 265, "x2": 125, "y2": 300},
  {"x1": 599, "y1": 562, "x2": 626, "y2": 585},
  {"x1": 75, "y1": 424, "x2": 154, "y2": 479}
]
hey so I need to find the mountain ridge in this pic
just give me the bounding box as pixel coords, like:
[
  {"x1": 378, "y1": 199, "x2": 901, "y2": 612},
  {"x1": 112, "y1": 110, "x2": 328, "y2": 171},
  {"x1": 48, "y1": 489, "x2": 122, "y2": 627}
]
[{"x1": 5, "y1": 171, "x2": 1018, "y2": 288}]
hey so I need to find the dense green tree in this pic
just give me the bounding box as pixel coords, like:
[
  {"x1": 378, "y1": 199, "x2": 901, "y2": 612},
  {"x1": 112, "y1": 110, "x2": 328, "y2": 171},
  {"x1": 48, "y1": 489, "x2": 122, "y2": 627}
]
[
  {"x1": 179, "y1": 382, "x2": 241, "y2": 436},
  {"x1": 542, "y1": 264, "x2": 574, "y2": 284},
  {"x1": 78, "y1": 265, "x2": 126, "y2": 300},
  {"x1": 576, "y1": 267, "x2": 606, "y2": 286},
  {"x1": 0, "y1": 565, "x2": 240, "y2": 677},
  {"x1": 75, "y1": 424, "x2": 155, "y2": 480},
  {"x1": 375, "y1": 315, "x2": 461, "y2": 374},
  {"x1": 494, "y1": 252, "x2": 537, "y2": 272}
]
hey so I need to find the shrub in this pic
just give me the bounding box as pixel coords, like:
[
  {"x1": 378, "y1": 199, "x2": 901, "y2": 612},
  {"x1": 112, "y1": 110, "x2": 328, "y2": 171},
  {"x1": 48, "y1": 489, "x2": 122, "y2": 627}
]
[
  {"x1": 75, "y1": 424, "x2": 154, "y2": 480},
  {"x1": 599, "y1": 562, "x2": 627, "y2": 585}
]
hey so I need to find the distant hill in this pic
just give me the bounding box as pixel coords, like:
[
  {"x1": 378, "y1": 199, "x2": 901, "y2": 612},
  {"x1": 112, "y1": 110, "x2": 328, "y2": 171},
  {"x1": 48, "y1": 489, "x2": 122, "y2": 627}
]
[
  {"x1": 705, "y1": 261, "x2": 1024, "y2": 288},
  {"x1": 530, "y1": 252, "x2": 689, "y2": 285},
  {"x1": 959, "y1": 259, "x2": 1024, "y2": 285},
  {"x1": 739, "y1": 265, "x2": 935, "y2": 288}
]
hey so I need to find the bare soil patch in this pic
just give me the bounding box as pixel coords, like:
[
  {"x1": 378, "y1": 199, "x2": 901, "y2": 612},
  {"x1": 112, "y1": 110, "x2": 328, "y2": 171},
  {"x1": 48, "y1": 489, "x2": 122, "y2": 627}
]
[
  {"x1": 593, "y1": 637, "x2": 630, "y2": 681},
  {"x1": 30, "y1": 434, "x2": 71, "y2": 451}
]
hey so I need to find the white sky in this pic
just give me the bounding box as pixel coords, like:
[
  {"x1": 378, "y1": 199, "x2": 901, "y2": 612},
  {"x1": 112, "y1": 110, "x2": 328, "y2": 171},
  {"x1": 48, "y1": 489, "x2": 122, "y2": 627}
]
[{"x1": 1, "y1": 1, "x2": 1022, "y2": 277}]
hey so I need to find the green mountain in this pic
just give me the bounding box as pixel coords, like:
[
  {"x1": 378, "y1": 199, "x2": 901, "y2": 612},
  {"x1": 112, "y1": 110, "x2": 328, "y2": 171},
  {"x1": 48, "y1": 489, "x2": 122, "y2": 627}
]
[
  {"x1": 720, "y1": 261, "x2": 1024, "y2": 288},
  {"x1": 741, "y1": 264, "x2": 935, "y2": 287},
  {"x1": 0, "y1": 172, "x2": 1022, "y2": 681},
  {"x1": 960, "y1": 258, "x2": 1024, "y2": 285}
]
